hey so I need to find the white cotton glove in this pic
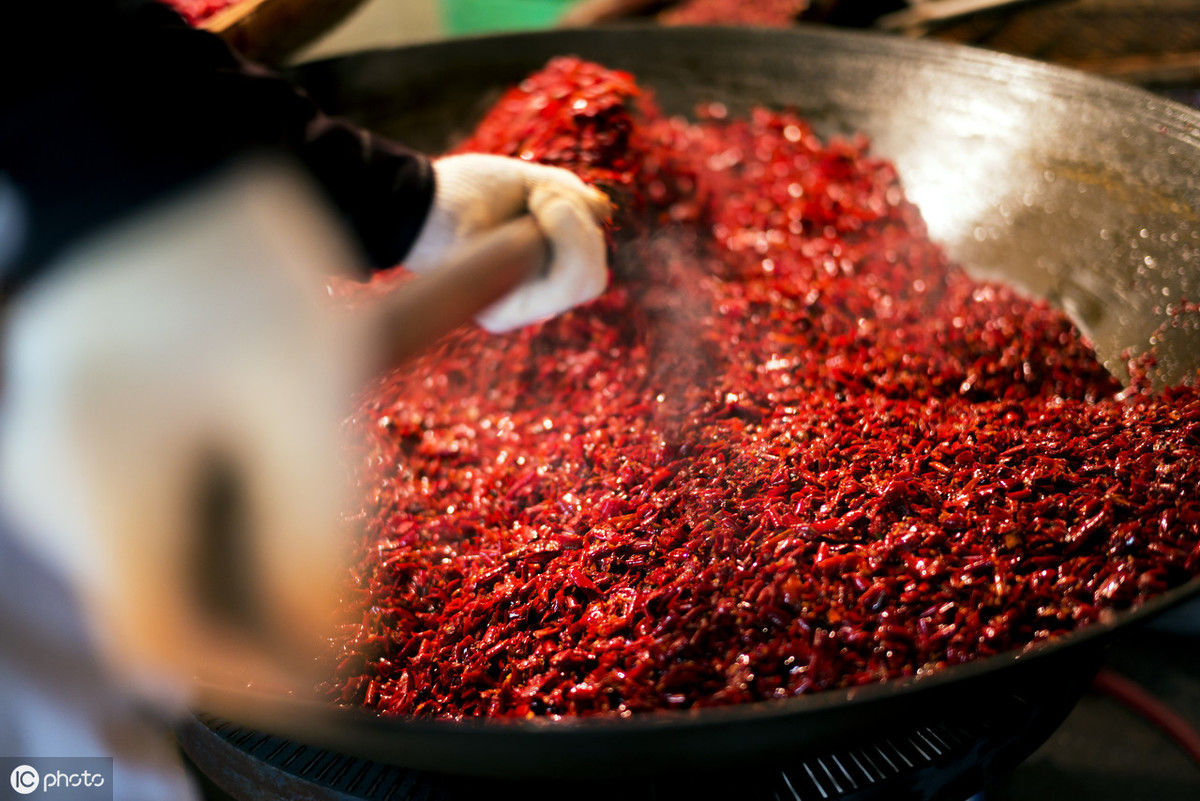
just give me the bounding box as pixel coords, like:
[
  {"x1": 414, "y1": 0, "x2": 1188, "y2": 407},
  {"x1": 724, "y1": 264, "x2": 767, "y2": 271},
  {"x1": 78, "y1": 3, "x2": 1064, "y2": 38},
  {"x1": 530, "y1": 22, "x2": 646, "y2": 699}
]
[
  {"x1": 404, "y1": 153, "x2": 611, "y2": 332},
  {"x1": 0, "y1": 161, "x2": 366, "y2": 704}
]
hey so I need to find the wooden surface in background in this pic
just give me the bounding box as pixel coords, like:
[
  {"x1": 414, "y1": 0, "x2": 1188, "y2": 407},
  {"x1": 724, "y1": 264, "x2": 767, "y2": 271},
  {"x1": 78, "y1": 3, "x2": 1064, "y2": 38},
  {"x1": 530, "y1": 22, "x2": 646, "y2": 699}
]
[{"x1": 202, "y1": 0, "x2": 368, "y2": 65}]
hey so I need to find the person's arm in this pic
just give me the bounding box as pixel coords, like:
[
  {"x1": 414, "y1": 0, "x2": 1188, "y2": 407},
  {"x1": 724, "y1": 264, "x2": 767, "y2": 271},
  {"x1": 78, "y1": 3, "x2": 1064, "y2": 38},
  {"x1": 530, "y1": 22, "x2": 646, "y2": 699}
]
[
  {"x1": 0, "y1": 1, "x2": 612, "y2": 706},
  {"x1": 0, "y1": 0, "x2": 433, "y2": 297},
  {"x1": 2, "y1": 0, "x2": 609, "y2": 330}
]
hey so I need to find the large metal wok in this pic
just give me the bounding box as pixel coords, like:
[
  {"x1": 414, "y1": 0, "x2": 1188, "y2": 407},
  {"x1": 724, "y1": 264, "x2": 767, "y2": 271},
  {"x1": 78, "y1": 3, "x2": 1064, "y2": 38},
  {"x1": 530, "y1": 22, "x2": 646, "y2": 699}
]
[{"x1": 196, "y1": 24, "x2": 1200, "y2": 781}]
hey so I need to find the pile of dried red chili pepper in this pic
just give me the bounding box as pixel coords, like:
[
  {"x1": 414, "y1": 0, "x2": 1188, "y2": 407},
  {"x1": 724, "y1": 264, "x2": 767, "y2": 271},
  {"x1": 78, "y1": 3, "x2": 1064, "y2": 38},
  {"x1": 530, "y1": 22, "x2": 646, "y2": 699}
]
[{"x1": 323, "y1": 57, "x2": 1200, "y2": 719}]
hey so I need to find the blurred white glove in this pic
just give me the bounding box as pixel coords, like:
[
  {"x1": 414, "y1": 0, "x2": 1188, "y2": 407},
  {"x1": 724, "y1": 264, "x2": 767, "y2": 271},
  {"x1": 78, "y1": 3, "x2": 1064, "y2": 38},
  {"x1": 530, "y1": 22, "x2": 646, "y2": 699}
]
[
  {"x1": 0, "y1": 160, "x2": 366, "y2": 703},
  {"x1": 404, "y1": 153, "x2": 611, "y2": 332}
]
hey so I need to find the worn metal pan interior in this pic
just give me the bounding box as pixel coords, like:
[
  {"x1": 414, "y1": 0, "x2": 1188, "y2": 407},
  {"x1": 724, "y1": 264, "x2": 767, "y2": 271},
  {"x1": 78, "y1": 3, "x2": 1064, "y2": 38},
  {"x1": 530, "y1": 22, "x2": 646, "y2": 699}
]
[{"x1": 216, "y1": 24, "x2": 1200, "y2": 778}]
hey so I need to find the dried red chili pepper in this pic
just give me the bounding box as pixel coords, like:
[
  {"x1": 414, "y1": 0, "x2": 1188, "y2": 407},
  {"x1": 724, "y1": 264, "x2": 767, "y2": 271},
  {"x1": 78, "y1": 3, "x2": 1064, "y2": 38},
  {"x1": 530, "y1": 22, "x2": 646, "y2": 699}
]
[
  {"x1": 321, "y1": 57, "x2": 1200, "y2": 720},
  {"x1": 658, "y1": 0, "x2": 808, "y2": 27},
  {"x1": 163, "y1": 0, "x2": 240, "y2": 25}
]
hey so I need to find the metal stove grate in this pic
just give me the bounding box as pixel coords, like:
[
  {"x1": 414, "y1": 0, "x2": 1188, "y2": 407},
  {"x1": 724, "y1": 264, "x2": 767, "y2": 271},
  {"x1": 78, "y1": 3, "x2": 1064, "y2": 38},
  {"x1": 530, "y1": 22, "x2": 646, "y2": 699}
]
[{"x1": 783, "y1": 724, "x2": 973, "y2": 799}]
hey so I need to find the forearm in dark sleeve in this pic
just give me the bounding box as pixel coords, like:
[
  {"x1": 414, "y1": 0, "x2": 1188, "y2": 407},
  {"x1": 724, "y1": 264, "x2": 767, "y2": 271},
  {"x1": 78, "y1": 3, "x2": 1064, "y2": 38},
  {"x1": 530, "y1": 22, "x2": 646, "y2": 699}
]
[
  {"x1": 0, "y1": 0, "x2": 435, "y2": 295},
  {"x1": 289, "y1": 110, "x2": 435, "y2": 273},
  {"x1": 136, "y1": 2, "x2": 436, "y2": 271}
]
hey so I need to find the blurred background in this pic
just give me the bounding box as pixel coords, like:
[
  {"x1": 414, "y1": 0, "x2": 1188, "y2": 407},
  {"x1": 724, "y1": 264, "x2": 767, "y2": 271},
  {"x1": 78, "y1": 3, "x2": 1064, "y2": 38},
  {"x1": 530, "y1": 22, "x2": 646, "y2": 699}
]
[
  {"x1": 176, "y1": 0, "x2": 1200, "y2": 110},
  {"x1": 295, "y1": 0, "x2": 442, "y2": 60}
]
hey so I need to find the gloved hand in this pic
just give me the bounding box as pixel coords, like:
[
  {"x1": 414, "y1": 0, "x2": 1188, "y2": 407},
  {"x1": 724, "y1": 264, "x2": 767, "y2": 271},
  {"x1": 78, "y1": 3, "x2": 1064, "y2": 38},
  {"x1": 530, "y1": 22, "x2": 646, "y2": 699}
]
[
  {"x1": 404, "y1": 153, "x2": 611, "y2": 332},
  {"x1": 0, "y1": 161, "x2": 366, "y2": 702}
]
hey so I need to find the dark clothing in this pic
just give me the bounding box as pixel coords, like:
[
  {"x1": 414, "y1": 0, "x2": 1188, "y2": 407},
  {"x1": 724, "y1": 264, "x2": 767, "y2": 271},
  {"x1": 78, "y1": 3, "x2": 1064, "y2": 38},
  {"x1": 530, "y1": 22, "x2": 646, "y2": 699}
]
[{"x1": 0, "y1": 0, "x2": 434, "y2": 298}]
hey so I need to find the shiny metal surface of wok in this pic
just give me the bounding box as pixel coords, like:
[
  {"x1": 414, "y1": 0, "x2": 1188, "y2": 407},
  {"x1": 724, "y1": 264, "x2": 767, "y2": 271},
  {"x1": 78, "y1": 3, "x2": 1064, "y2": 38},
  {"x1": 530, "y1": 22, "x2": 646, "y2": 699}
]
[{"x1": 213, "y1": 24, "x2": 1200, "y2": 779}]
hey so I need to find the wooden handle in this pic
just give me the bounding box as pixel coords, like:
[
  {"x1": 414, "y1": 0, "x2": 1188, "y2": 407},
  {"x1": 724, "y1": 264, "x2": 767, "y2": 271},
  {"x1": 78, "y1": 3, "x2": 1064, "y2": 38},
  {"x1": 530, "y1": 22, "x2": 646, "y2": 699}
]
[{"x1": 372, "y1": 216, "x2": 549, "y2": 367}]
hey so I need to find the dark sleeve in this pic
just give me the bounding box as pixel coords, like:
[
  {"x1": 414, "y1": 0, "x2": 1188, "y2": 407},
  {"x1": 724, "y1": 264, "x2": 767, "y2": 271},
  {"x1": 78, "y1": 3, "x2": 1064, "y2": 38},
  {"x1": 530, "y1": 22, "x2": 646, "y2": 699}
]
[{"x1": 0, "y1": 1, "x2": 434, "y2": 297}]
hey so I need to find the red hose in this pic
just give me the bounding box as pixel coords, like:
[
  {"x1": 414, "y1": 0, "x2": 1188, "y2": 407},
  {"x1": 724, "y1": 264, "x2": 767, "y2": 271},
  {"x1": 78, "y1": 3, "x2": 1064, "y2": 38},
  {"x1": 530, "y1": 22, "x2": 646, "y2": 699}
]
[{"x1": 1091, "y1": 668, "x2": 1200, "y2": 768}]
